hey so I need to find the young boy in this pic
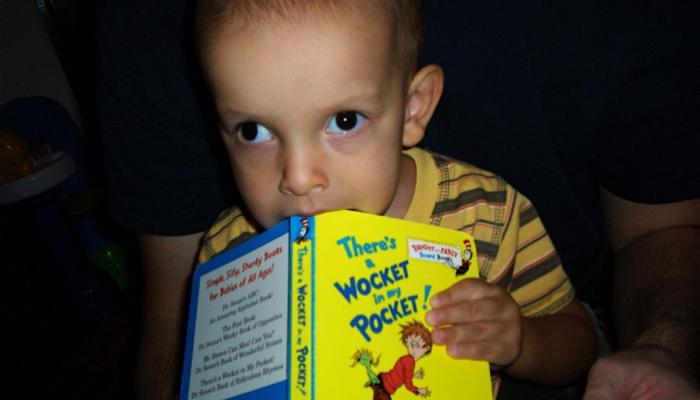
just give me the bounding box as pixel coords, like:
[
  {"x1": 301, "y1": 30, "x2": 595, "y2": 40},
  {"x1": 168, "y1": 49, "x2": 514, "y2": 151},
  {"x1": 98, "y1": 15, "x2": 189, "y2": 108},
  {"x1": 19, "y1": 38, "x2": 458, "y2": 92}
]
[{"x1": 195, "y1": 0, "x2": 597, "y2": 397}]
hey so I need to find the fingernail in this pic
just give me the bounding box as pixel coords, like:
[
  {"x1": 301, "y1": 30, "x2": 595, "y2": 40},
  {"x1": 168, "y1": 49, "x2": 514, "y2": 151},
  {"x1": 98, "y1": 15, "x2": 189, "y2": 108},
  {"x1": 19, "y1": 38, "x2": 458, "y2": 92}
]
[{"x1": 425, "y1": 310, "x2": 436, "y2": 325}]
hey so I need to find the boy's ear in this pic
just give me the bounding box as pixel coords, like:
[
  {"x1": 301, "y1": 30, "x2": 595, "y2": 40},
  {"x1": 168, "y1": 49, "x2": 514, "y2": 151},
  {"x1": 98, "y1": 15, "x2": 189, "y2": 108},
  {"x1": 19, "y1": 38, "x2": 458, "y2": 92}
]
[{"x1": 403, "y1": 64, "x2": 444, "y2": 148}]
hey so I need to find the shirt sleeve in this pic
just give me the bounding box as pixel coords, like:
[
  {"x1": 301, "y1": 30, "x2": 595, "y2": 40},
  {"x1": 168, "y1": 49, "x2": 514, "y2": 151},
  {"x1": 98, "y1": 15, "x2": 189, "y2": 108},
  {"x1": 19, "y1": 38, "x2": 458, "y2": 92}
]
[
  {"x1": 400, "y1": 356, "x2": 419, "y2": 394},
  {"x1": 489, "y1": 191, "x2": 575, "y2": 317},
  {"x1": 197, "y1": 207, "x2": 258, "y2": 264}
]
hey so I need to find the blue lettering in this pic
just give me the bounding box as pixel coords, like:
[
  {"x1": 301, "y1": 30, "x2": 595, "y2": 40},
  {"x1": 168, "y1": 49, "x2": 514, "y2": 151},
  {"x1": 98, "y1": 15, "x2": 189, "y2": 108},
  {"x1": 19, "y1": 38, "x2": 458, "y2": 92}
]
[
  {"x1": 380, "y1": 307, "x2": 393, "y2": 325},
  {"x1": 350, "y1": 315, "x2": 371, "y2": 341},
  {"x1": 349, "y1": 294, "x2": 420, "y2": 342},
  {"x1": 334, "y1": 278, "x2": 359, "y2": 303},
  {"x1": 370, "y1": 273, "x2": 384, "y2": 289},
  {"x1": 378, "y1": 268, "x2": 394, "y2": 286},
  {"x1": 336, "y1": 235, "x2": 399, "y2": 259},
  {"x1": 336, "y1": 236, "x2": 353, "y2": 258},
  {"x1": 334, "y1": 261, "x2": 410, "y2": 303},
  {"x1": 296, "y1": 346, "x2": 308, "y2": 392},
  {"x1": 357, "y1": 278, "x2": 371, "y2": 295},
  {"x1": 388, "y1": 300, "x2": 403, "y2": 320}
]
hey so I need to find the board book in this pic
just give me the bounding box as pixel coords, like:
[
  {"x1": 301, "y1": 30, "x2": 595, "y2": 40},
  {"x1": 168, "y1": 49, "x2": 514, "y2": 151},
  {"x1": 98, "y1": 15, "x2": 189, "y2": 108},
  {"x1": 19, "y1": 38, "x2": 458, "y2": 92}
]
[{"x1": 180, "y1": 210, "x2": 492, "y2": 400}]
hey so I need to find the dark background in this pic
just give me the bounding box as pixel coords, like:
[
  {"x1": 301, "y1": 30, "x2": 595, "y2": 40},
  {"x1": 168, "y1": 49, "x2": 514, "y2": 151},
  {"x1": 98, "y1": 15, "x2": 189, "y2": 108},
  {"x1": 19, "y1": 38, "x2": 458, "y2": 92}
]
[{"x1": 1, "y1": 1, "x2": 139, "y2": 398}]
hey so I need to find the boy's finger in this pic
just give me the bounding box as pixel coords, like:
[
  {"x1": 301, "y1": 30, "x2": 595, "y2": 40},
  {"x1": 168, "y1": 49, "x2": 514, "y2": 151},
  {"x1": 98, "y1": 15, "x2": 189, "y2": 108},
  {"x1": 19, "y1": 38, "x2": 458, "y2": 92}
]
[
  {"x1": 429, "y1": 279, "x2": 496, "y2": 308},
  {"x1": 431, "y1": 321, "x2": 501, "y2": 345},
  {"x1": 444, "y1": 339, "x2": 505, "y2": 362},
  {"x1": 425, "y1": 297, "x2": 506, "y2": 326},
  {"x1": 425, "y1": 298, "x2": 501, "y2": 326}
]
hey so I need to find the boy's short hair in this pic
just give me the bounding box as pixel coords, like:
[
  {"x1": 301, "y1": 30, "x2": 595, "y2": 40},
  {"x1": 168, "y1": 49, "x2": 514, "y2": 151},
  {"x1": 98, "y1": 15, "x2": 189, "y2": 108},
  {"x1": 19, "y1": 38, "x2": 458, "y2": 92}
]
[
  {"x1": 400, "y1": 320, "x2": 433, "y2": 350},
  {"x1": 196, "y1": 0, "x2": 423, "y2": 73}
]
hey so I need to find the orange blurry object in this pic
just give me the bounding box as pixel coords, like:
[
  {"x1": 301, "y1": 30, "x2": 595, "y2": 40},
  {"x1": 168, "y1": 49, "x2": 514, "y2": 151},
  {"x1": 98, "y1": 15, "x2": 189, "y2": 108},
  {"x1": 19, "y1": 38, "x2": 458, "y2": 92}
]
[{"x1": 0, "y1": 129, "x2": 36, "y2": 184}]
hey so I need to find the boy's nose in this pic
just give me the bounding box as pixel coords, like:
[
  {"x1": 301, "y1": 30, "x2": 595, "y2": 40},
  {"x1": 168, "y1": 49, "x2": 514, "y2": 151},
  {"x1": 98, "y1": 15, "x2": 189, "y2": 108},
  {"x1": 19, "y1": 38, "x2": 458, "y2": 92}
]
[{"x1": 279, "y1": 145, "x2": 328, "y2": 196}]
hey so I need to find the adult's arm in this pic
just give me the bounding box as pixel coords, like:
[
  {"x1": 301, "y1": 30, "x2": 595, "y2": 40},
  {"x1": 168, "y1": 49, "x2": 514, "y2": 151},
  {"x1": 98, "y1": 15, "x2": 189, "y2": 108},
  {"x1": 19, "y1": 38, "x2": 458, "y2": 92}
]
[
  {"x1": 584, "y1": 191, "x2": 700, "y2": 399},
  {"x1": 136, "y1": 232, "x2": 203, "y2": 400},
  {"x1": 96, "y1": 1, "x2": 233, "y2": 398}
]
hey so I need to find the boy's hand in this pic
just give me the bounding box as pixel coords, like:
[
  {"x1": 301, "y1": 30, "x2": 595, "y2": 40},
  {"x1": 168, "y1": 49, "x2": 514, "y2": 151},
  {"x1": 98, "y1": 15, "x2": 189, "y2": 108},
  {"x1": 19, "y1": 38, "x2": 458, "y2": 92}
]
[
  {"x1": 417, "y1": 387, "x2": 431, "y2": 397},
  {"x1": 425, "y1": 279, "x2": 522, "y2": 369}
]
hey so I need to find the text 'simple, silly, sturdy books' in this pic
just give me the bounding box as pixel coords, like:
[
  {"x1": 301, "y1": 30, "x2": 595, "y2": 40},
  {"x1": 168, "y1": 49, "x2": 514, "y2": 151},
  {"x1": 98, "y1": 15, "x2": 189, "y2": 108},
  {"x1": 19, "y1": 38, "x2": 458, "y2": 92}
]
[{"x1": 180, "y1": 210, "x2": 492, "y2": 400}]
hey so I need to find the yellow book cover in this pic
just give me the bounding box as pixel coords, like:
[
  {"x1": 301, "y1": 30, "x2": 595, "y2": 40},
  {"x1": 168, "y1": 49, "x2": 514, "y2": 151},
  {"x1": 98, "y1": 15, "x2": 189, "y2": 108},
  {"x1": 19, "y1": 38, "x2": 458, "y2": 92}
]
[{"x1": 181, "y1": 210, "x2": 492, "y2": 400}]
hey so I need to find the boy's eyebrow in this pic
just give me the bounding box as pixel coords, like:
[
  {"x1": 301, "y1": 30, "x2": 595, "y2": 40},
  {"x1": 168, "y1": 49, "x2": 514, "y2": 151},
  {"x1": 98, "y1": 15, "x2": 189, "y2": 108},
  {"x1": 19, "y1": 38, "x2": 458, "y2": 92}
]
[
  {"x1": 328, "y1": 90, "x2": 383, "y2": 108},
  {"x1": 216, "y1": 106, "x2": 266, "y2": 124},
  {"x1": 312, "y1": 90, "x2": 385, "y2": 117},
  {"x1": 218, "y1": 90, "x2": 384, "y2": 122}
]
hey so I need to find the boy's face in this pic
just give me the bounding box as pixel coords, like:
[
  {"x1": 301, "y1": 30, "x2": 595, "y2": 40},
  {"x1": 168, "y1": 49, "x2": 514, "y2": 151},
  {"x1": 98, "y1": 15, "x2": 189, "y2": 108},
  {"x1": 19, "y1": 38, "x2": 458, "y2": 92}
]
[
  {"x1": 406, "y1": 334, "x2": 430, "y2": 360},
  {"x1": 203, "y1": 11, "x2": 416, "y2": 228}
]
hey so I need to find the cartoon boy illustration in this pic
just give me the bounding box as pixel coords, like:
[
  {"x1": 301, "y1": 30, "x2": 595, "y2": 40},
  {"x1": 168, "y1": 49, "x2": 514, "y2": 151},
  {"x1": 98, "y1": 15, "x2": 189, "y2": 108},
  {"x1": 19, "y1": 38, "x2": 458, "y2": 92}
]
[{"x1": 372, "y1": 320, "x2": 432, "y2": 399}]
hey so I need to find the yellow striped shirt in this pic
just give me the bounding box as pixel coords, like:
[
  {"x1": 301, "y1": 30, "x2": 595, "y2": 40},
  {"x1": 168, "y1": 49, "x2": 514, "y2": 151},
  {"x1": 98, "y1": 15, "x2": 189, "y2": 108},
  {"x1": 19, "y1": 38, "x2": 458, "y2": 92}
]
[{"x1": 199, "y1": 147, "x2": 574, "y2": 317}]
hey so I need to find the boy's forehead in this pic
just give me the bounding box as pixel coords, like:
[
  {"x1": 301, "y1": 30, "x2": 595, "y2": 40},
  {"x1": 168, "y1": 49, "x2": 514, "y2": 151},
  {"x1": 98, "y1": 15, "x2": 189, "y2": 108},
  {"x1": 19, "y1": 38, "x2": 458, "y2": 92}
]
[
  {"x1": 204, "y1": 9, "x2": 402, "y2": 117},
  {"x1": 224, "y1": 6, "x2": 392, "y2": 47},
  {"x1": 205, "y1": 4, "x2": 397, "y2": 70},
  {"x1": 220, "y1": 2, "x2": 393, "y2": 35},
  {"x1": 198, "y1": 0, "x2": 421, "y2": 85}
]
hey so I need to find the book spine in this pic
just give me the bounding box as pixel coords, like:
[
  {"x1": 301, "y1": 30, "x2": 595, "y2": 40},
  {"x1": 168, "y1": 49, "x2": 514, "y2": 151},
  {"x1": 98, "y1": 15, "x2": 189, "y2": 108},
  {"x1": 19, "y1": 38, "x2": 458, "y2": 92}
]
[{"x1": 289, "y1": 217, "x2": 315, "y2": 400}]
